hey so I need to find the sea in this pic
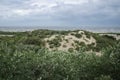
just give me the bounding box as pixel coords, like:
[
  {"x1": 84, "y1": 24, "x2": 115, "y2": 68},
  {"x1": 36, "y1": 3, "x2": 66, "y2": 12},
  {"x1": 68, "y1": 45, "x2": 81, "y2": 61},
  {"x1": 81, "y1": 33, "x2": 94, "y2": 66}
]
[{"x1": 0, "y1": 26, "x2": 120, "y2": 33}]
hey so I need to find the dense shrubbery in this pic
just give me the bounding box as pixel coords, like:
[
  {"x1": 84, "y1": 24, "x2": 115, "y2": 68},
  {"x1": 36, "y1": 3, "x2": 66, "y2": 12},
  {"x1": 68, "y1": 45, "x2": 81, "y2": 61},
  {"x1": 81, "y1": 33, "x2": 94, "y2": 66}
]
[
  {"x1": 0, "y1": 41, "x2": 120, "y2": 80},
  {"x1": 47, "y1": 35, "x2": 62, "y2": 48},
  {"x1": 74, "y1": 33, "x2": 82, "y2": 38},
  {"x1": 84, "y1": 31, "x2": 92, "y2": 39},
  {"x1": 23, "y1": 37, "x2": 45, "y2": 47},
  {"x1": 92, "y1": 34, "x2": 117, "y2": 52},
  {"x1": 48, "y1": 39, "x2": 61, "y2": 48},
  {"x1": 0, "y1": 30, "x2": 120, "y2": 80},
  {"x1": 102, "y1": 35, "x2": 116, "y2": 41},
  {"x1": 0, "y1": 30, "x2": 118, "y2": 52},
  {"x1": 32, "y1": 29, "x2": 70, "y2": 37}
]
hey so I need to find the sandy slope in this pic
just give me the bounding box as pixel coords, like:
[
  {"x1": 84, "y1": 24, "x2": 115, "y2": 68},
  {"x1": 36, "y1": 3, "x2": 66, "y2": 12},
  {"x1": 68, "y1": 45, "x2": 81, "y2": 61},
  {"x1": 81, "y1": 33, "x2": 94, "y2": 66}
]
[{"x1": 44, "y1": 30, "x2": 96, "y2": 51}]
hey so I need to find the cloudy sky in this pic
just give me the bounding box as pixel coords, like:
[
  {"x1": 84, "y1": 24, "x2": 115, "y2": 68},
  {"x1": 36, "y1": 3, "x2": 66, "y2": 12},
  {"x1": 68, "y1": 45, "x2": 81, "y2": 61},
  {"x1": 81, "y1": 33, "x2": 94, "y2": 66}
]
[{"x1": 0, "y1": 0, "x2": 120, "y2": 27}]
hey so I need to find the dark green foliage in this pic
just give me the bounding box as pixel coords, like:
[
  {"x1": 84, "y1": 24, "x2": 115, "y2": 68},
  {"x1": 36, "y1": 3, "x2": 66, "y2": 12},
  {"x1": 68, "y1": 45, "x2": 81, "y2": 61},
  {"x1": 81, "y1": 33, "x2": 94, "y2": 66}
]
[
  {"x1": 75, "y1": 46, "x2": 81, "y2": 51},
  {"x1": 48, "y1": 39, "x2": 61, "y2": 47},
  {"x1": 0, "y1": 42, "x2": 120, "y2": 80},
  {"x1": 74, "y1": 33, "x2": 82, "y2": 38},
  {"x1": 74, "y1": 41, "x2": 84, "y2": 46},
  {"x1": 70, "y1": 33, "x2": 75, "y2": 35},
  {"x1": 84, "y1": 31, "x2": 92, "y2": 39},
  {"x1": 1, "y1": 29, "x2": 118, "y2": 52},
  {"x1": 74, "y1": 40, "x2": 79, "y2": 44},
  {"x1": 65, "y1": 39, "x2": 68, "y2": 43},
  {"x1": 59, "y1": 31, "x2": 69, "y2": 35},
  {"x1": 79, "y1": 42, "x2": 86, "y2": 46},
  {"x1": 63, "y1": 44, "x2": 67, "y2": 48},
  {"x1": 92, "y1": 33, "x2": 117, "y2": 52},
  {"x1": 32, "y1": 29, "x2": 69, "y2": 37},
  {"x1": 102, "y1": 35, "x2": 116, "y2": 40},
  {"x1": 94, "y1": 75, "x2": 113, "y2": 80},
  {"x1": 0, "y1": 30, "x2": 120, "y2": 80},
  {"x1": 68, "y1": 48, "x2": 74, "y2": 52},
  {"x1": 48, "y1": 35, "x2": 62, "y2": 48},
  {"x1": 0, "y1": 31, "x2": 22, "y2": 35},
  {"x1": 23, "y1": 37, "x2": 45, "y2": 47},
  {"x1": 84, "y1": 43, "x2": 95, "y2": 51},
  {"x1": 55, "y1": 35, "x2": 62, "y2": 41}
]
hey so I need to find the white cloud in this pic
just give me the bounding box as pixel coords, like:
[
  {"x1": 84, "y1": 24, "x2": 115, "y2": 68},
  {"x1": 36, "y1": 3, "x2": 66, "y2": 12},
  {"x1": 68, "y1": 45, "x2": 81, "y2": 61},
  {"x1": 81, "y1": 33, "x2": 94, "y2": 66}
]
[
  {"x1": 12, "y1": 9, "x2": 32, "y2": 16},
  {"x1": 60, "y1": 0, "x2": 89, "y2": 4},
  {"x1": 29, "y1": 0, "x2": 57, "y2": 7},
  {"x1": 0, "y1": 0, "x2": 120, "y2": 17}
]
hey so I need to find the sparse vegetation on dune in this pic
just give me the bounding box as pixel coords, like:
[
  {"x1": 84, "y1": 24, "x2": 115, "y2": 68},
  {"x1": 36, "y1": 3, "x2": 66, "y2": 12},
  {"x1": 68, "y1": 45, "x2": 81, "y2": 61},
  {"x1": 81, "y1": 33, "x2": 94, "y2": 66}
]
[
  {"x1": 0, "y1": 29, "x2": 120, "y2": 80},
  {"x1": 0, "y1": 29, "x2": 119, "y2": 52}
]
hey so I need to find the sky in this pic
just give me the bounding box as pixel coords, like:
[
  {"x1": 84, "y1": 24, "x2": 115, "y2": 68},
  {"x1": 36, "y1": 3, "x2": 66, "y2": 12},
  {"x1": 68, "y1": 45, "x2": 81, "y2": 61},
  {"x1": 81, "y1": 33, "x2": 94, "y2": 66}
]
[{"x1": 0, "y1": 0, "x2": 120, "y2": 27}]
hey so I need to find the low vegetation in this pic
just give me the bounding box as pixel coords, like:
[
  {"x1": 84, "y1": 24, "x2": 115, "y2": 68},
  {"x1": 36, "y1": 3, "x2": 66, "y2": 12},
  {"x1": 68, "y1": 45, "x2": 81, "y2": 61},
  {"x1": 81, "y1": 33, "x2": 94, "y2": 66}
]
[{"x1": 0, "y1": 29, "x2": 120, "y2": 80}]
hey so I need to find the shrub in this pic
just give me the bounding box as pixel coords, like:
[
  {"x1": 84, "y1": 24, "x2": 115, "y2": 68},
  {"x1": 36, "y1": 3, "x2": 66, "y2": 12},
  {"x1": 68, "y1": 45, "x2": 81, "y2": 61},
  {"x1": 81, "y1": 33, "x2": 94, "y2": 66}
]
[
  {"x1": 68, "y1": 48, "x2": 74, "y2": 52},
  {"x1": 23, "y1": 37, "x2": 45, "y2": 47},
  {"x1": 74, "y1": 33, "x2": 82, "y2": 38},
  {"x1": 94, "y1": 75, "x2": 113, "y2": 80},
  {"x1": 0, "y1": 42, "x2": 120, "y2": 80},
  {"x1": 63, "y1": 44, "x2": 67, "y2": 48},
  {"x1": 92, "y1": 34, "x2": 117, "y2": 51},
  {"x1": 65, "y1": 39, "x2": 68, "y2": 43},
  {"x1": 48, "y1": 39, "x2": 61, "y2": 47},
  {"x1": 79, "y1": 42, "x2": 86, "y2": 47},
  {"x1": 84, "y1": 31, "x2": 91, "y2": 39},
  {"x1": 0, "y1": 30, "x2": 120, "y2": 80},
  {"x1": 102, "y1": 35, "x2": 116, "y2": 40},
  {"x1": 75, "y1": 46, "x2": 81, "y2": 51}
]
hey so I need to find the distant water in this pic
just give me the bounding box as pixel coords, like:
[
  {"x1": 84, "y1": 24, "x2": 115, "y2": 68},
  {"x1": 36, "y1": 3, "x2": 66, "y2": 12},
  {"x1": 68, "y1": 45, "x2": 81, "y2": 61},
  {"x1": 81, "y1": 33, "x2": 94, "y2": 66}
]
[{"x1": 0, "y1": 26, "x2": 120, "y2": 33}]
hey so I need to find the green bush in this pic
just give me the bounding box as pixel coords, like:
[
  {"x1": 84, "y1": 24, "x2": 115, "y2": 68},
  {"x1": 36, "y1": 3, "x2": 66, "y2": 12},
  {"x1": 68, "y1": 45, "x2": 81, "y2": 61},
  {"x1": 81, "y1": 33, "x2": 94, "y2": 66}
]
[
  {"x1": 84, "y1": 31, "x2": 91, "y2": 39},
  {"x1": 0, "y1": 42, "x2": 120, "y2": 80},
  {"x1": 0, "y1": 30, "x2": 120, "y2": 80},
  {"x1": 92, "y1": 34, "x2": 117, "y2": 52},
  {"x1": 102, "y1": 35, "x2": 116, "y2": 41},
  {"x1": 48, "y1": 39, "x2": 61, "y2": 47},
  {"x1": 94, "y1": 75, "x2": 113, "y2": 80},
  {"x1": 74, "y1": 33, "x2": 82, "y2": 38},
  {"x1": 23, "y1": 37, "x2": 45, "y2": 47},
  {"x1": 68, "y1": 48, "x2": 74, "y2": 52}
]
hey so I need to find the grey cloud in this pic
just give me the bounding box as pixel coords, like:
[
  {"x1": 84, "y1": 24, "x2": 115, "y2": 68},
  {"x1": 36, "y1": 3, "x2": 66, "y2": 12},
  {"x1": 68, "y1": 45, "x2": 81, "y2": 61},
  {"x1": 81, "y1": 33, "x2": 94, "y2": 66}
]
[{"x1": 0, "y1": 0, "x2": 120, "y2": 26}]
